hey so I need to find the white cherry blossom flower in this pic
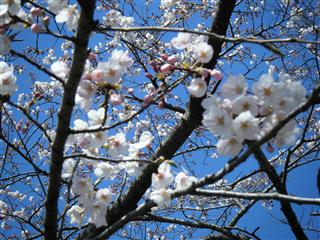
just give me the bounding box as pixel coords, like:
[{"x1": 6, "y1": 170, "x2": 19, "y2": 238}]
[
  {"x1": 216, "y1": 137, "x2": 243, "y2": 158},
  {"x1": 107, "y1": 132, "x2": 129, "y2": 158},
  {"x1": 175, "y1": 172, "x2": 197, "y2": 191},
  {"x1": 0, "y1": 61, "x2": 17, "y2": 96},
  {"x1": 0, "y1": 0, "x2": 21, "y2": 16},
  {"x1": 171, "y1": 32, "x2": 192, "y2": 49},
  {"x1": 47, "y1": 0, "x2": 67, "y2": 14},
  {"x1": 231, "y1": 95, "x2": 259, "y2": 116},
  {"x1": 109, "y1": 49, "x2": 133, "y2": 72},
  {"x1": 232, "y1": 111, "x2": 260, "y2": 140},
  {"x1": 150, "y1": 189, "x2": 173, "y2": 208},
  {"x1": 67, "y1": 205, "x2": 84, "y2": 226},
  {"x1": 71, "y1": 176, "x2": 93, "y2": 197},
  {"x1": 152, "y1": 162, "x2": 173, "y2": 190},
  {"x1": 77, "y1": 80, "x2": 97, "y2": 99},
  {"x1": 202, "y1": 108, "x2": 233, "y2": 138},
  {"x1": 88, "y1": 108, "x2": 106, "y2": 127},
  {"x1": 94, "y1": 162, "x2": 117, "y2": 179},
  {"x1": 130, "y1": 131, "x2": 154, "y2": 149},
  {"x1": 89, "y1": 131, "x2": 108, "y2": 148},
  {"x1": 55, "y1": 5, "x2": 79, "y2": 31},
  {"x1": 95, "y1": 188, "x2": 113, "y2": 205},
  {"x1": 188, "y1": 78, "x2": 207, "y2": 98},
  {"x1": 253, "y1": 74, "x2": 276, "y2": 106},
  {"x1": 97, "y1": 61, "x2": 122, "y2": 85},
  {"x1": 122, "y1": 161, "x2": 141, "y2": 176},
  {"x1": 88, "y1": 203, "x2": 107, "y2": 227},
  {"x1": 193, "y1": 42, "x2": 213, "y2": 63},
  {"x1": 221, "y1": 75, "x2": 247, "y2": 100},
  {"x1": 50, "y1": 61, "x2": 69, "y2": 80}
]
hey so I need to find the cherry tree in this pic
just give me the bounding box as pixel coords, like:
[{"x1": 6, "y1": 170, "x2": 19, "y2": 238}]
[{"x1": 0, "y1": 0, "x2": 320, "y2": 239}]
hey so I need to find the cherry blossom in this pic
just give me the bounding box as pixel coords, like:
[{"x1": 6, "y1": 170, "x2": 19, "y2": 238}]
[
  {"x1": 0, "y1": 61, "x2": 17, "y2": 96},
  {"x1": 171, "y1": 32, "x2": 192, "y2": 49},
  {"x1": 95, "y1": 188, "x2": 113, "y2": 206},
  {"x1": 188, "y1": 78, "x2": 207, "y2": 98},
  {"x1": 47, "y1": 0, "x2": 67, "y2": 14},
  {"x1": 0, "y1": 0, "x2": 21, "y2": 16},
  {"x1": 232, "y1": 111, "x2": 260, "y2": 141},
  {"x1": 216, "y1": 137, "x2": 243, "y2": 158},
  {"x1": 88, "y1": 108, "x2": 106, "y2": 127},
  {"x1": 94, "y1": 162, "x2": 117, "y2": 179},
  {"x1": 55, "y1": 5, "x2": 79, "y2": 31},
  {"x1": 50, "y1": 61, "x2": 69, "y2": 81},
  {"x1": 150, "y1": 189, "x2": 173, "y2": 208},
  {"x1": 107, "y1": 132, "x2": 129, "y2": 158},
  {"x1": 109, "y1": 49, "x2": 134, "y2": 72},
  {"x1": 151, "y1": 162, "x2": 173, "y2": 190},
  {"x1": 231, "y1": 95, "x2": 259, "y2": 116},
  {"x1": 67, "y1": 205, "x2": 84, "y2": 226},
  {"x1": 221, "y1": 75, "x2": 248, "y2": 100},
  {"x1": 174, "y1": 172, "x2": 197, "y2": 191},
  {"x1": 193, "y1": 42, "x2": 214, "y2": 63}
]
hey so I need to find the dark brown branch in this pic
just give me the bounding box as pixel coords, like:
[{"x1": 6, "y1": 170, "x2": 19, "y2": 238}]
[
  {"x1": 79, "y1": 0, "x2": 237, "y2": 238},
  {"x1": 43, "y1": 1, "x2": 96, "y2": 239}
]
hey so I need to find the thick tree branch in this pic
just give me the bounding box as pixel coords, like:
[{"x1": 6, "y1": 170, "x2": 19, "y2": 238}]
[
  {"x1": 43, "y1": 1, "x2": 96, "y2": 239},
  {"x1": 79, "y1": 0, "x2": 237, "y2": 238}
]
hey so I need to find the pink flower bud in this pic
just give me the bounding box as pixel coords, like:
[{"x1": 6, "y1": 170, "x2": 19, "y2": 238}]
[
  {"x1": 160, "y1": 53, "x2": 168, "y2": 60},
  {"x1": 149, "y1": 60, "x2": 157, "y2": 68},
  {"x1": 22, "y1": 126, "x2": 28, "y2": 134},
  {"x1": 43, "y1": 16, "x2": 50, "y2": 25},
  {"x1": 160, "y1": 63, "x2": 173, "y2": 74},
  {"x1": 210, "y1": 69, "x2": 223, "y2": 81},
  {"x1": 30, "y1": 7, "x2": 42, "y2": 17},
  {"x1": 127, "y1": 88, "x2": 134, "y2": 94},
  {"x1": 16, "y1": 121, "x2": 22, "y2": 131},
  {"x1": 145, "y1": 72, "x2": 153, "y2": 79},
  {"x1": 110, "y1": 94, "x2": 124, "y2": 105},
  {"x1": 91, "y1": 69, "x2": 104, "y2": 82},
  {"x1": 31, "y1": 23, "x2": 42, "y2": 33},
  {"x1": 149, "y1": 60, "x2": 159, "y2": 72},
  {"x1": 167, "y1": 55, "x2": 177, "y2": 64}
]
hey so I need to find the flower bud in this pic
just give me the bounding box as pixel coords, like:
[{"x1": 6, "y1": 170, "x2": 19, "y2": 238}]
[
  {"x1": 30, "y1": 7, "x2": 42, "y2": 17},
  {"x1": 160, "y1": 53, "x2": 168, "y2": 60},
  {"x1": 210, "y1": 69, "x2": 223, "y2": 81},
  {"x1": 145, "y1": 72, "x2": 153, "y2": 79},
  {"x1": 31, "y1": 23, "x2": 42, "y2": 33},
  {"x1": 160, "y1": 63, "x2": 173, "y2": 74},
  {"x1": 43, "y1": 16, "x2": 50, "y2": 25},
  {"x1": 167, "y1": 55, "x2": 177, "y2": 64}
]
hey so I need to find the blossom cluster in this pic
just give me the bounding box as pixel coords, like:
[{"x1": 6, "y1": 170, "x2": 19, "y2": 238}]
[
  {"x1": 202, "y1": 73, "x2": 306, "y2": 157},
  {"x1": 150, "y1": 162, "x2": 197, "y2": 208}
]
